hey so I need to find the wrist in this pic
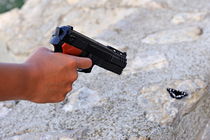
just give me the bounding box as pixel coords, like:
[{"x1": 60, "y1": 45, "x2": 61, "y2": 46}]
[{"x1": 21, "y1": 63, "x2": 39, "y2": 101}]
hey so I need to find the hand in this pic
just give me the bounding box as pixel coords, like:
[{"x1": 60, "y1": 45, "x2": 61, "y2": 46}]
[{"x1": 24, "y1": 47, "x2": 92, "y2": 103}]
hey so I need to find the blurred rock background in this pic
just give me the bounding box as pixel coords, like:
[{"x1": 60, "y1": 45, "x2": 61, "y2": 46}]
[{"x1": 0, "y1": 0, "x2": 210, "y2": 140}]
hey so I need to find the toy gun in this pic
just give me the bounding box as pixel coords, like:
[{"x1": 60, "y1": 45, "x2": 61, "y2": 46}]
[{"x1": 50, "y1": 26, "x2": 127, "y2": 75}]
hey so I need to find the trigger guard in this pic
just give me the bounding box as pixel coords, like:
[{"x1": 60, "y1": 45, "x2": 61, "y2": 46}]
[
  {"x1": 77, "y1": 54, "x2": 94, "y2": 73},
  {"x1": 77, "y1": 66, "x2": 93, "y2": 73}
]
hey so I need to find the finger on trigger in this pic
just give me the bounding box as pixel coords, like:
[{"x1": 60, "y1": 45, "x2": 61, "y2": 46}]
[{"x1": 71, "y1": 56, "x2": 92, "y2": 69}]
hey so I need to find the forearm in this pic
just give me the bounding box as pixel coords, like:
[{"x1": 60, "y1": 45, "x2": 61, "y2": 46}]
[{"x1": 0, "y1": 63, "x2": 31, "y2": 101}]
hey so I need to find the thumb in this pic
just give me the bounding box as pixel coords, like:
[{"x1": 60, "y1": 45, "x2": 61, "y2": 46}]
[{"x1": 71, "y1": 56, "x2": 93, "y2": 69}]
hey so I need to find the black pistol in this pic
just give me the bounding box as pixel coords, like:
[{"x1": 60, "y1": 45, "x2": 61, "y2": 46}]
[{"x1": 50, "y1": 25, "x2": 127, "y2": 75}]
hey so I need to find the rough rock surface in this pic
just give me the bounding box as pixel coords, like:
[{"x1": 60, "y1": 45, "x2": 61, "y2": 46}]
[
  {"x1": 141, "y1": 27, "x2": 203, "y2": 44},
  {"x1": 0, "y1": 0, "x2": 210, "y2": 140}
]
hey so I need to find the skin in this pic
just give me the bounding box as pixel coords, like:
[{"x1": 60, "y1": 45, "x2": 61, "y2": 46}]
[{"x1": 0, "y1": 47, "x2": 92, "y2": 103}]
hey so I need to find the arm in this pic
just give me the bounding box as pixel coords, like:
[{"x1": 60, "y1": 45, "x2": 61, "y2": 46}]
[
  {"x1": 0, "y1": 47, "x2": 92, "y2": 103},
  {"x1": 0, "y1": 63, "x2": 30, "y2": 101}
]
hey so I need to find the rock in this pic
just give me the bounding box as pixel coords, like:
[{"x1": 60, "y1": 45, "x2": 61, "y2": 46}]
[
  {"x1": 142, "y1": 27, "x2": 203, "y2": 44},
  {"x1": 128, "y1": 51, "x2": 168, "y2": 72},
  {"x1": 59, "y1": 137, "x2": 74, "y2": 140},
  {"x1": 0, "y1": 103, "x2": 12, "y2": 118},
  {"x1": 0, "y1": 0, "x2": 136, "y2": 62},
  {"x1": 171, "y1": 12, "x2": 207, "y2": 24},
  {"x1": 0, "y1": 38, "x2": 15, "y2": 63},
  {"x1": 129, "y1": 136, "x2": 151, "y2": 140},
  {"x1": 200, "y1": 121, "x2": 210, "y2": 140},
  {"x1": 138, "y1": 78, "x2": 207, "y2": 124},
  {"x1": 66, "y1": 0, "x2": 79, "y2": 5},
  {"x1": 0, "y1": 101, "x2": 17, "y2": 118},
  {"x1": 120, "y1": 0, "x2": 168, "y2": 9},
  {"x1": 5, "y1": 131, "x2": 75, "y2": 140},
  {"x1": 1, "y1": 0, "x2": 210, "y2": 139},
  {"x1": 162, "y1": 0, "x2": 210, "y2": 11},
  {"x1": 62, "y1": 87, "x2": 101, "y2": 112}
]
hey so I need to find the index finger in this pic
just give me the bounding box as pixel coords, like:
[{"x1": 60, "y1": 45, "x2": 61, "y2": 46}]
[{"x1": 71, "y1": 56, "x2": 93, "y2": 69}]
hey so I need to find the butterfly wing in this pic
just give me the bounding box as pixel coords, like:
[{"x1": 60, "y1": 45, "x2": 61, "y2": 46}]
[{"x1": 167, "y1": 88, "x2": 188, "y2": 99}]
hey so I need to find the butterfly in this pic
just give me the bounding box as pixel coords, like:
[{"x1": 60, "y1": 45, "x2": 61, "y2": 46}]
[{"x1": 166, "y1": 88, "x2": 188, "y2": 99}]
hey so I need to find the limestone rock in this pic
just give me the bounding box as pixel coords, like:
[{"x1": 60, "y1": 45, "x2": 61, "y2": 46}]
[
  {"x1": 129, "y1": 136, "x2": 151, "y2": 140},
  {"x1": 0, "y1": 38, "x2": 15, "y2": 63},
  {"x1": 171, "y1": 12, "x2": 208, "y2": 24},
  {"x1": 66, "y1": 0, "x2": 79, "y2": 5},
  {"x1": 0, "y1": 0, "x2": 136, "y2": 62},
  {"x1": 200, "y1": 121, "x2": 210, "y2": 140},
  {"x1": 0, "y1": 101, "x2": 17, "y2": 118},
  {"x1": 0, "y1": 103, "x2": 12, "y2": 118},
  {"x1": 59, "y1": 137, "x2": 74, "y2": 140},
  {"x1": 142, "y1": 27, "x2": 203, "y2": 44},
  {"x1": 120, "y1": 0, "x2": 168, "y2": 9},
  {"x1": 0, "y1": 0, "x2": 210, "y2": 139},
  {"x1": 129, "y1": 51, "x2": 168, "y2": 72},
  {"x1": 5, "y1": 131, "x2": 75, "y2": 140},
  {"x1": 138, "y1": 78, "x2": 207, "y2": 124},
  {"x1": 62, "y1": 87, "x2": 101, "y2": 112},
  {"x1": 162, "y1": 0, "x2": 210, "y2": 11}
]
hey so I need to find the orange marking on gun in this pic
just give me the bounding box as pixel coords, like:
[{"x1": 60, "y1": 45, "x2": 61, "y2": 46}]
[{"x1": 62, "y1": 43, "x2": 83, "y2": 56}]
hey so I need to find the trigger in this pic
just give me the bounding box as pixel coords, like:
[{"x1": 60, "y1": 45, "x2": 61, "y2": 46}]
[{"x1": 62, "y1": 43, "x2": 82, "y2": 56}]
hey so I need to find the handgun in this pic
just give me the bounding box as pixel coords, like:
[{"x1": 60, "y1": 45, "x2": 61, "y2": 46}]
[{"x1": 50, "y1": 25, "x2": 127, "y2": 75}]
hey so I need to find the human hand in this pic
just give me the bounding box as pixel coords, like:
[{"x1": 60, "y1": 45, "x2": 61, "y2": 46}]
[{"x1": 24, "y1": 47, "x2": 92, "y2": 103}]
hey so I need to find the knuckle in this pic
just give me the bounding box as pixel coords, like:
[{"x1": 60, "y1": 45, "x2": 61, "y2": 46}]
[{"x1": 68, "y1": 60, "x2": 77, "y2": 68}]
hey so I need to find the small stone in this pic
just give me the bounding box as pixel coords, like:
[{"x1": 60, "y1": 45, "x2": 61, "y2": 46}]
[
  {"x1": 142, "y1": 27, "x2": 203, "y2": 44},
  {"x1": 171, "y1": 12, "x2": 207, "y2": 24},
  {"x1": 62, "y1": 87, "x2": 101, "y2": 112}
]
